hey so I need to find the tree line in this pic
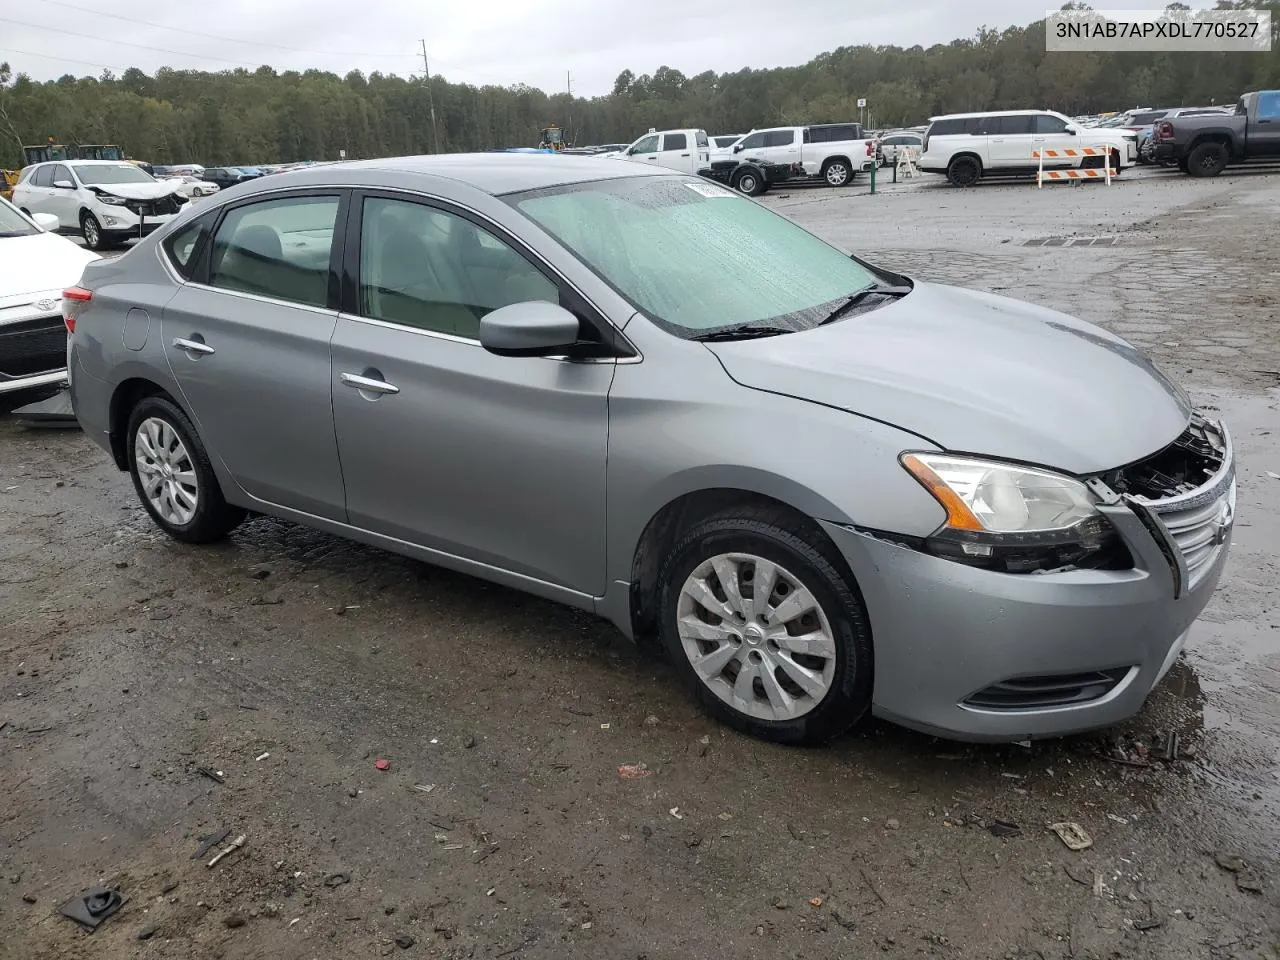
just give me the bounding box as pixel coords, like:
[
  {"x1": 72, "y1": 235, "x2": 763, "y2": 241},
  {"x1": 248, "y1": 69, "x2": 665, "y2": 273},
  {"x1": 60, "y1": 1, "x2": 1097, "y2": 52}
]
[{"x1": 1, "y1": 0, "x2": 1277, "y2": 168}]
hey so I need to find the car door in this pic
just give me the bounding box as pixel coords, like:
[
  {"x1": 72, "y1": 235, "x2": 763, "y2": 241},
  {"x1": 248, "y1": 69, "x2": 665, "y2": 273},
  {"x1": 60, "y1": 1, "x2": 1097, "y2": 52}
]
[
  {"x1": 329, "y1": 192, "x2": 614, "y2": 594},
  {"x1": 624, "y1": 134, "x2": 660, "y2": 166},
  {"x1": 657, "y1": 131, "x2": 692, "y2": 172},
  {"x1": 159, "y1": 190, "x2": 349, "y2": 520},
  {"x1": 1032, "y1": 113, "x2": 1078, "y2": 166},
  {"x1": 20, "y1": 164, "x2": 55, "y2": 215},
  {"x1": 986, "y1": 115, "x2": 1036, "y2": 167},
  {"x1": 734, "y1": 131, "x2": 767, "y2": 163},
  {"x1": 1253, "y1": 91, "x2": 1280, "y2": 157},
  {"x1": 763, "y1": 129, "x2": 799, "y2": 166}
]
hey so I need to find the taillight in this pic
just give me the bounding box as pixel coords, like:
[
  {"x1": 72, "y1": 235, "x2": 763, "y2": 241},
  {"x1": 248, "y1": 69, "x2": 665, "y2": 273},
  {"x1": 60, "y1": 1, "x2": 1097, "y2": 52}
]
[
  {"x1": 62, "y1": 286, "x2": 91, "y2": 334},
  {"x1": 866, "y1": 140, "x2": 876, "y2": 156},
  {"x1": 1156, "y1": 120, "x2": 1174, "y2": 139}
]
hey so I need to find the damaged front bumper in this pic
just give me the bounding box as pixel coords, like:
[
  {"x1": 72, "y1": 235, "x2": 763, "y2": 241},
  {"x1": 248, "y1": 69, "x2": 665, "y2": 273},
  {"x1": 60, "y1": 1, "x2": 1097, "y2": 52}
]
[{"x1": 824, "y1": 415, "x2": 1235, "y2": 742}]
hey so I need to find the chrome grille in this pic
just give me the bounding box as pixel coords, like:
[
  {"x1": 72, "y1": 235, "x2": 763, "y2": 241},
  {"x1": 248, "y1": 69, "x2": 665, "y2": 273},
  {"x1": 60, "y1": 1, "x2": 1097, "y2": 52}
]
[{"x1": 1148, "y1": 482, "x2": 1235, "y2": 587}]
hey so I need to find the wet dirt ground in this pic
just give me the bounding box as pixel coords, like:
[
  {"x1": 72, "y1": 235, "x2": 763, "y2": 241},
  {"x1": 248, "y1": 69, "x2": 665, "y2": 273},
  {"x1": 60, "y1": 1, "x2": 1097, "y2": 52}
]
[{"x1": 3, "y1": 167, "x2": 1280, "y2": 960}]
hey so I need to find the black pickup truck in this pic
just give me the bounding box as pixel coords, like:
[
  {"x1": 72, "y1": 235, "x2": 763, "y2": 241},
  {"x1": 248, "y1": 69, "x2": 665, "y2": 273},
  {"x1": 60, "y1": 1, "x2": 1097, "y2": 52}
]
[{"x1": 1152, "y1": 90, "x2": 1280, "y2": 176}]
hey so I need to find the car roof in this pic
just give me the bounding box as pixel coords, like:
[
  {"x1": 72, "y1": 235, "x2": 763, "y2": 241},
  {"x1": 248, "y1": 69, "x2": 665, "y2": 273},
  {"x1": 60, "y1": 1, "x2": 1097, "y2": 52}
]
[
  {"x1": 928, "y1": 110, "x2": 1057, "y2": 120},
  {"x1": 230, "y1": 153, "x2": 670, "y2": 196}
]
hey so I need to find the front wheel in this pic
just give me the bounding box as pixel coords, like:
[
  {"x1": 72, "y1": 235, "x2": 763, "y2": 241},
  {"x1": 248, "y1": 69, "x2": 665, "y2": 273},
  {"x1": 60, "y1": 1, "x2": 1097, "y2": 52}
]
[
  {"x1": 80, "y1": 211, "x2": 109, "y2": 251},
  {"x1": 657, "y1": 514, "x2": 874, "y2": 745},
  {"x1": 127, "y1": 395, "x2": 246, "y2": 543},
  {"x1": 732, "y1": 169, "x2": 764, "y2": 196}
]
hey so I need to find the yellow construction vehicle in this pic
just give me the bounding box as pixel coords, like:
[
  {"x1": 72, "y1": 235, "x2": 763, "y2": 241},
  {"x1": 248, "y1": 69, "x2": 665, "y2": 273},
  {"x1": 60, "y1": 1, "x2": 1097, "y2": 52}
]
[
  {"x1": 538, "y1": 124, "x2": 567, "y2": 151},
  {"x1": 22, "y1": 137, "x2": 74, "y2": 166},
  {"x1": 78, "y1": 144, "x2": 125, "y2": 161},
  {"x1": 1, "y1": 169, "x2": 18, "y2": 202}
]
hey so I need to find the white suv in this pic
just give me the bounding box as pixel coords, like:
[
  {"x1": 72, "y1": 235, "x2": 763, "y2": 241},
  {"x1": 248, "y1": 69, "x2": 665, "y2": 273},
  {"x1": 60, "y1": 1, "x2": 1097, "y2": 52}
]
[
  {"x1": 918, "y1": 110, "x2": 1138, "y2": 186},
  {"x1": 12, "y1": 160, "x2": 188, "y2": 250}
]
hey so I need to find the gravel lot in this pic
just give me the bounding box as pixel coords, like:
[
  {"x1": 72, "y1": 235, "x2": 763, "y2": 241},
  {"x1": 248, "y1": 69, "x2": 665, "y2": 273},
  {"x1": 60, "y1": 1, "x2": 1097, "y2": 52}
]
[{"x1": 3, "y1": 167, "x2": 1279, "y2": 960}]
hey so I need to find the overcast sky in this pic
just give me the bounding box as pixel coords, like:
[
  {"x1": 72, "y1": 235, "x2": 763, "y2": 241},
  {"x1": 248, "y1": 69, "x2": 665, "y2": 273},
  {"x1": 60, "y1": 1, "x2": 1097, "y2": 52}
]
[{"x1": 3, "y1": 0, "x2": 1183, "y2": 96}]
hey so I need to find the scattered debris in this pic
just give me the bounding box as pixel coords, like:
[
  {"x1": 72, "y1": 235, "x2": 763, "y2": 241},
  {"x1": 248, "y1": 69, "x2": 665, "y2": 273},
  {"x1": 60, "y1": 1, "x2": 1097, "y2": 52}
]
[
  {"x1": 196, "y1": 766, "x2": 225, "y2": 785},
  {"x1": 831, "y1": 907, "x2": 857, "y2": 930},
  {"x1": 1215, "y1": 852, "x2": 1247, "y2": 873},
  {"x1": 375, "y1": 759, "x2": 391, "y2": 772},
  {"x1": 464, "y1": 736, "x2": 477, "y2": 749},
  {"x1": 885, "y1": 818, "x2": 900, "y2": 830},
  {"x1": 324, "y1": 872, "x2": 351, "y2": 888},
  {"x1": 255, "y1": 752, "x2": 270, "y2": 762},
  {"x1": 1107, "y1": 813, "x2": 1129, "y2": 825},
  {"x1": 669, "y1": 807, "x2": 684, "y2": 820},
  {"x1": 773, "y1": 897, "x2": 789, "y2": 910},
  {"x1": 1063, "y1": 864, "x2": 1091, "y2": 886},
  {"x1": 1267, "y1": 471, "x2": 1280, "y2": 480},
  {"x1": 207, "y1": 834, "x2": 247, "y2": 868},
  {"x1": 1236, "y1": 874, "x2": 1264, "y2": 894},
  {"x1": 643, "y1": 715, "x2": 659, "y2": 726},
  {"x1": 21, "y1": 894, "x2": 37, "y2": 904},
  {"x1": 1093, "y1": 872, "x2": 1105, "y2": 898},
  {"x1": 808, "y1": 896, "x2": 823, "y2": 907},
  {"x1": 617, "y1": 763, "x2": 652, "y2": 780},
  {"x1": 412, "y1": 784, "x2": 435, "y2": 793},
  {"x1": 1049, "y1": 822, "x2": 1093, "y2": 851},
  {"x1": 986, "y1": 819, "x2": 1021, "y2": 838},
  {"x1": 1134, "y1": 917, "x2": 1163, "y2": 932},
  {"x1": 224, "y1": 913, "x2": 247, "y2": 929},
  {"x1": 859, "y1": 868, "x2": 887, "y2": 906},
  {"x1": 473, "y1": 843, "x2": 500, "y2": 864},
  {"x1": 192, "y1": 827, "x2": 232, "y2": 861},
  {"x1": 137, "y1": 924, "x2": 158, "y2": 940},
  {"x1": 599, "y1": 723, "x2": 611, "y2": 730},
  {"x1": 58, "y1": 888, "x2": 128, "y2": 932},
  {"x1": 717, "y1": 812, "x2": 733, "y2": 821},
  {"x1": 395, "y1": 934, "x2": 416, "y2": 949}
]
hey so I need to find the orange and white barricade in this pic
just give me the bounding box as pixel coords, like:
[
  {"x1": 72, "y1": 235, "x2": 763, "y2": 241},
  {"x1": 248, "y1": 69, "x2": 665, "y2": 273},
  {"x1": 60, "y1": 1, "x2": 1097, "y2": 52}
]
[{"x1": 1034, "y1": 146, "x2": 1116, "y2": 187}]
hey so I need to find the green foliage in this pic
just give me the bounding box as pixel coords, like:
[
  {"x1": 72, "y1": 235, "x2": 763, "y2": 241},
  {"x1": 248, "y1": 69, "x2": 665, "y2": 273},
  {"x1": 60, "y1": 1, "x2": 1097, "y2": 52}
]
[{"x1": 1, "y1": 2, "x2": 1277, "y2": 167}]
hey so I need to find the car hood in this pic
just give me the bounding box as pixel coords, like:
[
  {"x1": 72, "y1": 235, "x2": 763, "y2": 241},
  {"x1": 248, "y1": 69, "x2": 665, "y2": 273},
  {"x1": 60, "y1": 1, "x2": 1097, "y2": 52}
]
[
  {"x1": 705, "y1": 281, "x2": 1191, "y2": 475},
  {"x1": 0, "y1": 231, "x2": 99, "y2": 301},
  {"x1": 89, "y1": 181, "x2": 181, "y2": 201}
]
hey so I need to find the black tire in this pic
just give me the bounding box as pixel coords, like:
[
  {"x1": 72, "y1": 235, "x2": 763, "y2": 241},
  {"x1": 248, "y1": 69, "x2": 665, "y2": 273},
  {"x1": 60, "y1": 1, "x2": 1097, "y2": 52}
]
[
  {"x1": 656, "y1": 512, "x2": 874, "y2": 745},
  {"x1": 1186, "y1": 142, "x2": 1228, "y2": 178},
  {"x1": 80, "y1": 211, "x2": 110, "y2": 251},
  {"x1": 821, "y1": 158, "x2": 852, "y2": 187},
  {"x1": 732, "y1": 169, "x2": 764, "y2": 196},
  {"x1": 126, "y1": 395, "x2": 246, "y2": 544},
  {"x1": 1176, "y1": 157, "x2": 1190, "y2": 173},
  {"x1": 1109, "y1": 150, "x2": 1122, "y2": 177},
  {"x1": 946, "y1": 155, "x2": 981, "y2": 187}
]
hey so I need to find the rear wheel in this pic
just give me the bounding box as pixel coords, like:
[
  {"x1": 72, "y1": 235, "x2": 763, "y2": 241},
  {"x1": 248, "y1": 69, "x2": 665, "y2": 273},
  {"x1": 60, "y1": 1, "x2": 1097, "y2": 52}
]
[
  {"x1": 1186, "y1": 142, "x2": 1228, "y2": 178},
  {"x1": 127, "y1": 395, "x2": 245, "y2": 543},
  {"x1": 822, "y1": 159, "x2": 852, "y2": 187},
  {"x1": 657, "y1": 512, "x2": 874, "y2": 745},
  {"x1": 946, "y1": 155, "x2": 981, "y2": 187}
]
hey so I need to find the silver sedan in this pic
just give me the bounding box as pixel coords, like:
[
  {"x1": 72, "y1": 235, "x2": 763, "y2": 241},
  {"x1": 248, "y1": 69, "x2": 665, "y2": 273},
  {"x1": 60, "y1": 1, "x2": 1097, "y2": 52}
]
[{"x1": 64, "y1": 155, "x2": 1234, "y2": 745}]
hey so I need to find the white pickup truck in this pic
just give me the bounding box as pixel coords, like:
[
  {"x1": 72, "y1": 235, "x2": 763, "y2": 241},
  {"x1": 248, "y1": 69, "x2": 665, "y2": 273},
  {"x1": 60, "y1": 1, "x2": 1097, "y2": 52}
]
[
  {"x1": 603, "y1": 128, "x2": 712, "y2": 175},
  {"x1": 731, "y1": 123, "x2": 878, "y2": 186}
]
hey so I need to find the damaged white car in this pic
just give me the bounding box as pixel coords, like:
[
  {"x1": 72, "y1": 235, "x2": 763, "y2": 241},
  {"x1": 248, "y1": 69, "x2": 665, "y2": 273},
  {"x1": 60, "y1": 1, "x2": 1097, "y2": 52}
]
[{"x1": 11, "y1": 159, "x2": 188, "y2": 251}]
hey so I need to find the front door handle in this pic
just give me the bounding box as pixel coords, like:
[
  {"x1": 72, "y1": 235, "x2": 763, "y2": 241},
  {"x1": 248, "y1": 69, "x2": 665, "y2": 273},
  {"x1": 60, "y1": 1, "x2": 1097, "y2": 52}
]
[
  {"x1": 173, "y1": 337, "x2": 215, "y2": 356},
  {"x1": 340, "y1": 371, "x2": 399, "y2": 395}
]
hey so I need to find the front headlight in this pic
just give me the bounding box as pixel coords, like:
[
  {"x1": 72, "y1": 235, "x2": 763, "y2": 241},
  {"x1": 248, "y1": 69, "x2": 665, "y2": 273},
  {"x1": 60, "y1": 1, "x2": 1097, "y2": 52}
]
[
  {"x1": 900, "y1": 453, "x2": 1128, "y2": 573},
  {"x1": 97, "y1": 195, "x2": 128, "y2": 206}
]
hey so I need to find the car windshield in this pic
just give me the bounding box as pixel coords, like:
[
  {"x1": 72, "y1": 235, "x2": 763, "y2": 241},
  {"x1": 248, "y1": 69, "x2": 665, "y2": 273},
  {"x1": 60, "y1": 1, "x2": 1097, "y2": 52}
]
[
  {"x1": 0, "y1": 199, "x2": 38, "y2": 237},
  {"x1": 511, "y1": 176, "x2": 879, "y2": 335},
  {"x1": 75, "y1": 164, "x2": 156, "y2": 185}
]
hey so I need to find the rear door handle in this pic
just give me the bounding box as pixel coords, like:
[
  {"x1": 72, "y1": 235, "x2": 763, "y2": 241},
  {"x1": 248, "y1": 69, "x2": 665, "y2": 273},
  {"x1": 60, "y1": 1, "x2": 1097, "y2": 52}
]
[
  {"x1": 172, "y1": 337, "x2": 214, "y2": 355},
  {"x1": 340, "y1": 372, "x2": 399, "y2": 395},
  {"x1": 680, "y1": 152, "x2": 690, "y2": 157}
]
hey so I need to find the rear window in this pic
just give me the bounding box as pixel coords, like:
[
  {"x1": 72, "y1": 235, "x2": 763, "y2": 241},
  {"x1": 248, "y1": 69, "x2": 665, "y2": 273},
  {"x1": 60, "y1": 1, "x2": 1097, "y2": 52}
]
[
  {"x1": 807, "y1": 124, "x2": 862, "y2": 143},
  {"x1": 1128, "y1": 111, "x2": 1168, "y2": 125},
  {"x1": 928, "y1": 118, "x2": 983, "y2": 136},
  {"x1": 987, "y1": 115, "x2": 1035, "y2": 135},
  {"x1": 695, "y1": 130, "x2": 709, "y2": 148}
]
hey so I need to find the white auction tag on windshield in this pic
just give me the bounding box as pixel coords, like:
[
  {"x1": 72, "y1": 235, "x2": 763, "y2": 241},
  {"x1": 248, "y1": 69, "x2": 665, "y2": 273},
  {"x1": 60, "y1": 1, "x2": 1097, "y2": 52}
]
[{"x1": 683, "y1": 180, "x2": 736, "y2": 198}]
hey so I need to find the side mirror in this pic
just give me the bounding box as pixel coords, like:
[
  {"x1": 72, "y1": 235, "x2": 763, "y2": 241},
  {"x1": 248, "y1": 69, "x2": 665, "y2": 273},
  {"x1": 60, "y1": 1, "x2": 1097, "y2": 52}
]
[
  {"x1": 1064, "y1": 125, "x2": 1078, "y2": 136},
  {"x1": 53, "y1": 179, "x2": 74, "y2": 189},
  {"x1": 733, "y1": 143, "x2": 743, "y2": 152},
  {"x1": 32, "y1": 212, "x2": 59, "y2": 232},
  {"x1": 479, "y1": 301, "x2": 580, "y2": 358}
]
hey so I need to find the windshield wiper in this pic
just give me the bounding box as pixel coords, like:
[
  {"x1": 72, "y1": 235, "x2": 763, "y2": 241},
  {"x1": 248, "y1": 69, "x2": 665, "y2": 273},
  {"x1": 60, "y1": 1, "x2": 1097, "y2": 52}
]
[
  {"x1": 692, "y1": 324, "x2": 794, "y2": 342},
  {"x1": 817, "y1": 283, "x2": 913, "y2": 326}
]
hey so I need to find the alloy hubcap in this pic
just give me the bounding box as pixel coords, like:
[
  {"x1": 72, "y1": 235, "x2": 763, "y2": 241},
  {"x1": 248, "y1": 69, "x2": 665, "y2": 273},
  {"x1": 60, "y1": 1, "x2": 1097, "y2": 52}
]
[
  {"x1": 676, "y1": 552, "x2": 837, "y2": 721},
  {"x1": 134, "y1": 417, "x2": 199, "y2": 525},
  {"x1": 84, "y1": 220, "x2": 98, "y2": 244}
]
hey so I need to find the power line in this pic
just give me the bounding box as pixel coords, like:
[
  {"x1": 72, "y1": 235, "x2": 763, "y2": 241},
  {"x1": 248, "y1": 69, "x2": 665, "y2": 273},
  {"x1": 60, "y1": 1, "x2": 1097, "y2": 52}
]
[
  {"x1": 0, "y1": 16, "x2": 271, "y2": 68},
  {"x1": 0, "y1": 47, "x2": 120, "y2": 72},
  {"x1": 29, "y1": 0, "x2": 421, "y2": 60}
]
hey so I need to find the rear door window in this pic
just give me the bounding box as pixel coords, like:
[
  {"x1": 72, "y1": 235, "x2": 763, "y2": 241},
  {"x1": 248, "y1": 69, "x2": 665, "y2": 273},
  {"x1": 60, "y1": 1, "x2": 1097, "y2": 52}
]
[
  {"x1": 30, "y1": 165, "x2": 53, "y2": 187},
  {"x1": 764, "y1": 130, "x2": 795, "y2": 147},
  {"x1": 662, "y1": 132, "x2": 688, "y2": 151},
  {"x1": 208, "y1": 194, "x2": 341, "y2": 308},
  {"x1": 991, "y1": 115, "x2": 1035, "y2": 136}
]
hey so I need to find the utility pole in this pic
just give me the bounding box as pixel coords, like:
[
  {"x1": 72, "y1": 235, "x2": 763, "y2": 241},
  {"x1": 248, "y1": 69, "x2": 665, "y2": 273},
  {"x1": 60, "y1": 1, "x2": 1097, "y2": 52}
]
[
  {"x1": 566, "y1": 70, "x2": 573, "y2": 146},
  {"x1": 419, "y1": 39, "x2": 441, "y2": 154}
]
